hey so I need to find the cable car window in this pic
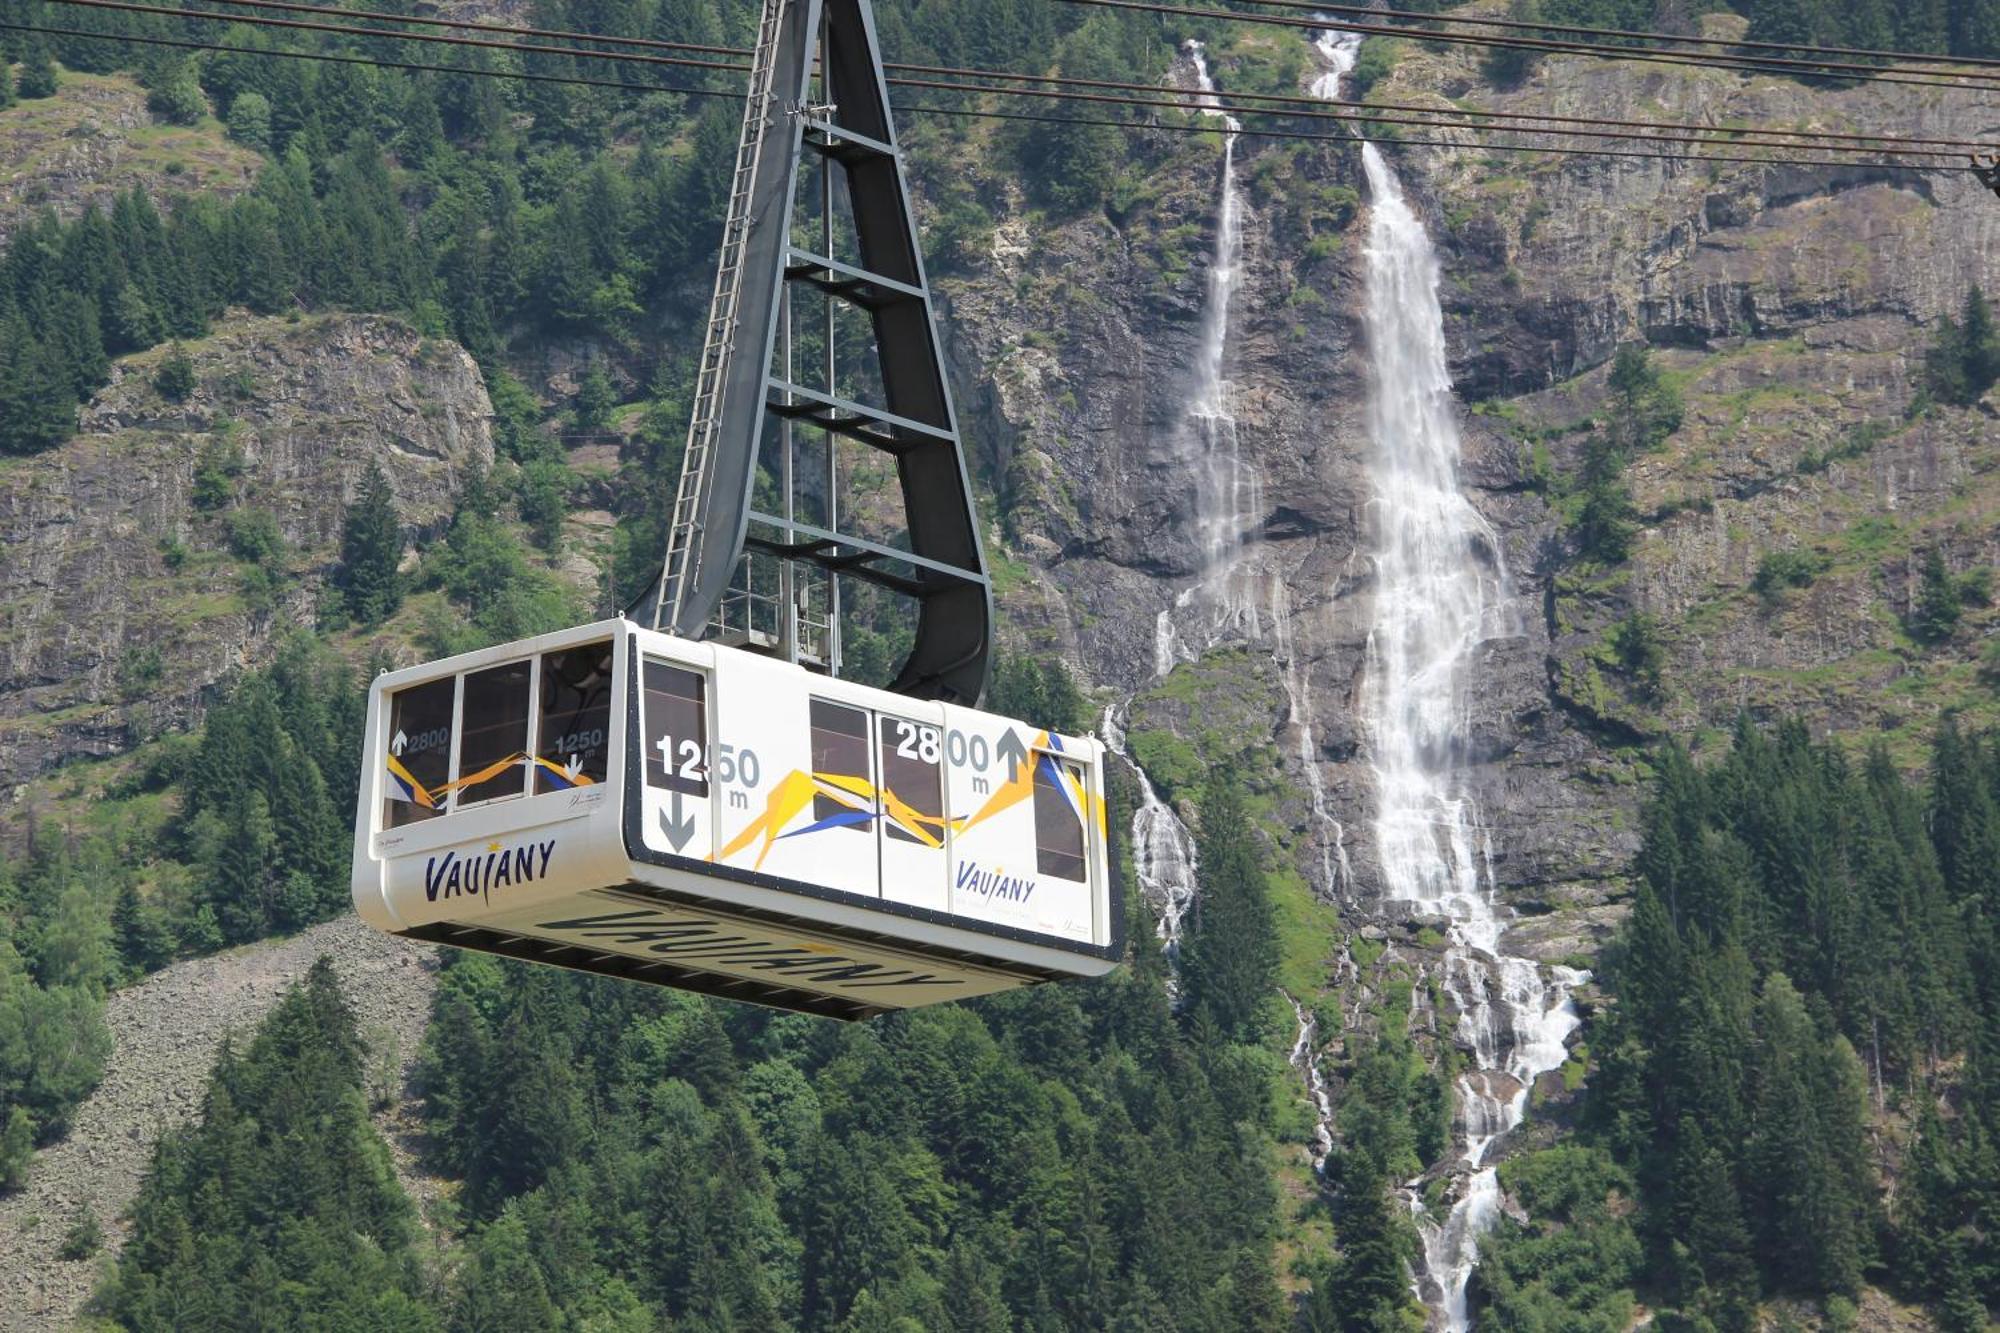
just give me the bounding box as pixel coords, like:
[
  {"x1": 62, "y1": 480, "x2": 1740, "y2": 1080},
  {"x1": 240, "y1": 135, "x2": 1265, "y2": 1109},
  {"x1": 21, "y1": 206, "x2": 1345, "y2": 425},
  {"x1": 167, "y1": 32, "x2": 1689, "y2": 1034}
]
[
  {"x1": 877, "y1": 715, "x2": 943, "y2": 846},
  {"x1": 384, "y1": 677, "x2": 454, "y2": 829},
  {"x1": 1032, "y1": 754, "x2": 1088, "y2": 882},
  {"x1": 456, "y1": 661, "x2": 531, "y2": 807},
  {"x1": 809, "y1": 699, "x2": 872, "y2": 833},
  {"x1": 537, "y1": 641, "x2": 613, "y2": 794},
  {"x1": 643, "y1": 659, "x2": 708, "y2": 797}
]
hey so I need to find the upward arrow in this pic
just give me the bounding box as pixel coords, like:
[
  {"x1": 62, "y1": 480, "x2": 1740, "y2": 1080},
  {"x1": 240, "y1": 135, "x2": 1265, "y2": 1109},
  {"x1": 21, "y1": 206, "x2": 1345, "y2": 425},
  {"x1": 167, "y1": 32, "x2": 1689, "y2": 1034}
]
[
  {"x1": 660, "y1": 790, "x2": 697, "y2": 853},
  {"x1": 995, "y1": 729, "x2": 1030, "y2": 783},
  {"x1": 391, "y1": 729, "x2": 408, "y2": 756}
]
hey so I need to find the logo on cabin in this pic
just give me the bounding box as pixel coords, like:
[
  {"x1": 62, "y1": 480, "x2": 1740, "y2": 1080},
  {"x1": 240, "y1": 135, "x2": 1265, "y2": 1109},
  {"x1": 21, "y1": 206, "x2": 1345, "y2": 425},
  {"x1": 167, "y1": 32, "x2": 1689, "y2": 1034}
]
[
  {"x1": 426, "y1": 838, "x2": 557, "y2": 904},
  {"x1": 955, "y1": 860, "x2": 1035, "y2": 904}
]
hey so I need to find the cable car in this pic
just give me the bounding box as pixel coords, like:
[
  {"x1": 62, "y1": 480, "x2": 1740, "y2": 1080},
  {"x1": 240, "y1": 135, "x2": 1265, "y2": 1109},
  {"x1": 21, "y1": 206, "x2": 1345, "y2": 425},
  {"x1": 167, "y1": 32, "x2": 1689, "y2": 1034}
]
[{"x1": 350, "y1": 620, "x2": 1120, "y2": 1019}]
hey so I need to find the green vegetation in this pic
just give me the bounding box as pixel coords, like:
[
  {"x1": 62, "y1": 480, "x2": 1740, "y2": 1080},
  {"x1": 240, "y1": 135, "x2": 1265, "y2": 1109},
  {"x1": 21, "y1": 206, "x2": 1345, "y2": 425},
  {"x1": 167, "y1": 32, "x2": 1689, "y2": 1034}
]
[
  {"x1": 1924, "y1": 286, "x2": 2000, "y2": 409},
  {"x1": 1608, "y1": 612, "x2": 1666, "y2": 696},
  {"x1": 1571, "y1": 345, "x2": 1681, "y2": 565},
  {"x1": 1477, "y1": 1146, "x2": 1641, "y2": 1331},
  {"x1": 1753, "y1": 548, "x2": 1826, "y2": 604},
  {"x1": 100, "y1": 959, "x2": 436, "y2": 1329},
  {"x1": 1180, "y1": 773, "x2": 1280, "y2": 1040},
  {"x1": 1532, "y1": 0, "x2": 2000, "y2": 64},
  {"x1": 151, "y1": 343, "x2": 195, "y2": 402},
  {"x1": 406, "y1": 884, "x2": 1297, "y2": 1329},
  {"x1": 335, "y1": 459, "x2": 404, "y2": 626},
  {"x1": 1493, "y1": 718, "x2": 2000, "y2": 1330}
]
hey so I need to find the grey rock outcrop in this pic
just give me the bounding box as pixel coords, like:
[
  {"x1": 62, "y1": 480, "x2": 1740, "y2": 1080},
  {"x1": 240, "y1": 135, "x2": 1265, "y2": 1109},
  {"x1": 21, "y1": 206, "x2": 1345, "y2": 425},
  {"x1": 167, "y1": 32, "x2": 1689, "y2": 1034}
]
[{"x1": 0, "y1": 313, "x2": 493, "y2": 793}]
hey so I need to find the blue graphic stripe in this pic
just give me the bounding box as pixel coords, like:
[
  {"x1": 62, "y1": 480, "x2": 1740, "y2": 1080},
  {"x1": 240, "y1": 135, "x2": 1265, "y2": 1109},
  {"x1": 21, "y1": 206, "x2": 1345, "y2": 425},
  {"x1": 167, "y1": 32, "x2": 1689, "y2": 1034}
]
[{"x1": 778, "y1": 808, "x2": 879, "y2": 839}]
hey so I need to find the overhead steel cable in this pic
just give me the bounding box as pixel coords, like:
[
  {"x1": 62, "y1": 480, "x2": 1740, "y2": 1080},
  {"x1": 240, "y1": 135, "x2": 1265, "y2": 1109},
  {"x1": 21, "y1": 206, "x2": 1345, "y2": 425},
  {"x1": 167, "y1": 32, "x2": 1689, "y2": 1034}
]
[
  {"x1": 1201, "y1": 0, "x2": 2000, "y2": 71},
  {"x1": 185, "y1": 0, "x2": 2000, "y2": 79},
  {"x1": 63, "y1": 0, "x2": 1995, "y2": 154},
  {"x1": 6, "y1": 17, "x2": 1977, "y2": 173},
  {"x1": 886, "y1": 71, "x2": 1971, "y2": 159},
  {"x1": 46, "y1": 0, "x2": 1982, "y2": 163},
  {"x1": 907, "y1": 100, "x2": 1968, "y2": 171},
  {"x1": 1045, "y1": 0, "x2": 2000, "y2": 91},
  {"x1": 38, "y1": 0, "x2": 755, "y2": 76},
  {"x1": 888, "y1": 61, "x2": 1994, "y2": 152},
  {"x1": 0, "y1": 18, "x2": 752, "y2": 96}
]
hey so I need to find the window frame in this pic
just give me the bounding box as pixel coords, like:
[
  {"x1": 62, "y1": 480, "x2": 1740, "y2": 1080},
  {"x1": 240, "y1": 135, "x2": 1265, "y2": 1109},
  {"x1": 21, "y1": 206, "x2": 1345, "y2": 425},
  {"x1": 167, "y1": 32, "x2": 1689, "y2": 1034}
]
[
  {"x1": 450, "y1": 656, "x2": 539, "y2": 812},
  {"x1": 377, "y1": 638, "x2": 620, "y2": 834},
  {"x1": 1031, "y1": 750, "x2": 1090, "y2": 884},
  {"x1": 641, "y1": 656, "x2": 711, "y2": 799}
]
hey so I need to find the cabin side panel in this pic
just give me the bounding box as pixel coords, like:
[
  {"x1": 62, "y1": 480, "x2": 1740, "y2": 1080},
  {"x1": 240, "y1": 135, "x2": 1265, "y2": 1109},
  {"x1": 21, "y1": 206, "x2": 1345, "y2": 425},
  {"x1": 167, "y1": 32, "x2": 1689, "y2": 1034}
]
[
  {"x1": 708, "y1": 653, "x2": 878, "y2": 899},
  {"x1": 942, "y1": 709, "x2": 1098, "y2": 944}
]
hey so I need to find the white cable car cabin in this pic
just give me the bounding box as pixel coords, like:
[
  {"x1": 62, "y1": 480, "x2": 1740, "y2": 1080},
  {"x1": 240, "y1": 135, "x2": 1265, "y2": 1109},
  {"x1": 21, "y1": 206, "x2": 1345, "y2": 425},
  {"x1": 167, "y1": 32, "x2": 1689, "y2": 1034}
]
[{"x1": 351, "y1": 620, "x2": 1120, "y2": 1020}]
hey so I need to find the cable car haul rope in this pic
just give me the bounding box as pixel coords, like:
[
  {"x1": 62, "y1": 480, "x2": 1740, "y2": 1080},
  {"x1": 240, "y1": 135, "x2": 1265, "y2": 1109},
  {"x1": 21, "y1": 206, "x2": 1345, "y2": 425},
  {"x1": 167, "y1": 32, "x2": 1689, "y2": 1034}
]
[{"x1": 17, "y1": 0, "x2": 1998, "y2": 173}]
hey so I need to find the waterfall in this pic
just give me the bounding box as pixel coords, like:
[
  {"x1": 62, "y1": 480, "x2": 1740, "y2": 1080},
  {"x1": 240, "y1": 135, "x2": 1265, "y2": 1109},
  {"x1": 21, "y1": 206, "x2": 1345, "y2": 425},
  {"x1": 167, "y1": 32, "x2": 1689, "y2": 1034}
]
[
  {"x1": 1311, "y1": 25, "x2": 1588, "y2": 1331},
  {"x1": 1164, "y1": 39, "x2": 1263, "y2": 650},
  {"x1": 1287, "y1": 992, "x2": 1338, "y2": 1170},
  {"x1": 1102, "y1": 705, "x2": 1199, "y2": 963}
]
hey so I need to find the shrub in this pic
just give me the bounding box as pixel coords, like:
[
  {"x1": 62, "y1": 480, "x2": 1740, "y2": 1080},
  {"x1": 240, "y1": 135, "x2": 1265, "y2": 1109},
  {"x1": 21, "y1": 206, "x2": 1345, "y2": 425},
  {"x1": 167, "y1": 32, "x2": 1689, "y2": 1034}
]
[
  {"x1": 225, "y1": 508, "x2": 286, "y2": 568},
  {"x1": 154, "y1": 344, "x2": 197, "y2": 402},
  {"x1": 226, "y1": 92, "x2": 272, "y2": 151},
  {"x1": 56, "y1": 1208, "x2": 102, "y2": 1261},
  {"x1": 1753, "y1": 549, "x2": 1824, "y2": 603}
]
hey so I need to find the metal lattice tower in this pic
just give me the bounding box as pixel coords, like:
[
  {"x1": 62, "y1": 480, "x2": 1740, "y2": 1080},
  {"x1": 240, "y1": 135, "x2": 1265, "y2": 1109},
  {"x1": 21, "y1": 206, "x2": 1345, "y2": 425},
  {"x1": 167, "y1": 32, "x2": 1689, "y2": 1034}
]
[{"x1": 636, "y1": 0, "x2": 991, "y2": 705}]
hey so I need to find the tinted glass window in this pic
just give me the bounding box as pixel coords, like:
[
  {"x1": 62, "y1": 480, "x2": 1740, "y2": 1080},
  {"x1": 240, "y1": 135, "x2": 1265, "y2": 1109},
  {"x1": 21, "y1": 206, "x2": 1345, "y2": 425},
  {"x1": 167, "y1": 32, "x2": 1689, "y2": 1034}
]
[
  {"x1": 643, "y1": 660, "x2": 708, "y2": 797},
  {"x1": 809, "y1": 699, "x2": 871, "y2": 833},
  {"x1": 384, "y1": 677, "x2": 454, "y2": 829},
  {"x1": 877, "y1": 715, "x2": 942, "y2": 846},
  {"x1": 1033, "y1": 755, "x2": 1088, "y2": 882},
  {"x1": 457, "y1": 661, "x2": 531, "y2": 807},
  {"x1": 537, "y1": 641, "x2": 613, "y2": 794}
]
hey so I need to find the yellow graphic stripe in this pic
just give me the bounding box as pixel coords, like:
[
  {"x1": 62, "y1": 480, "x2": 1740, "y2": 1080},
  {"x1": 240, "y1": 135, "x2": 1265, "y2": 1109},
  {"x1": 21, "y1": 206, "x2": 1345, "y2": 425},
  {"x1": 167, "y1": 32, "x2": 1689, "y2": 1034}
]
[
  {"x1": 385, "y1": 752, "x2": 437, "y2": 808},
  {"x1": 385, "y1": 749, "x2": 596, "y2": 807},
  {"x1": 882, "y1": 787, "x2": 946, "y2": 849},
  {"x1": 955, "y1": 731, "x2": 1049, "y2": 834},
  {"x1": 716, "y1": 770, "x2": 821, "y2": 869}
]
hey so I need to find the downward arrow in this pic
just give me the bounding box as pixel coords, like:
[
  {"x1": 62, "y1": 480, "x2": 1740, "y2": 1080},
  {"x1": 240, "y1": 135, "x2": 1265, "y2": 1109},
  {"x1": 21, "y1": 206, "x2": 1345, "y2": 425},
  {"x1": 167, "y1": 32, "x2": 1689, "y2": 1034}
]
[
  {"x1": 565, "y1": 754, "x2": 583, "y2": 781},
  {"x1": 391, "y1": 729, "x2": 408, "y2": 756},
  {"x1": 995, "y1": 728, "x2": 1030, "y2": 783},
  {"x1": 660, "y1": 790, "x2": 697, "y2": 853}
]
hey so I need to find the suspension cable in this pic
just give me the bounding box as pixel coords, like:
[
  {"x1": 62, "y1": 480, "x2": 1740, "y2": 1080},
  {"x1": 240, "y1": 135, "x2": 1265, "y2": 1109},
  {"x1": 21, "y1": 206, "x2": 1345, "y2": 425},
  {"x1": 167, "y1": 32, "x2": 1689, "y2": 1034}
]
[
  {"x1": 6, "y1": 17, "x2": 1978, "y2": 173},
  {"x1": 56, "y1": 0, "x2": 1995, "y2": 154},
  {"x1": 1045, "y1": 0, "x2": 2000, "y2": 92},
  {"x1": 41, "y1": 0, "x2": 1983, "y2": 163}
]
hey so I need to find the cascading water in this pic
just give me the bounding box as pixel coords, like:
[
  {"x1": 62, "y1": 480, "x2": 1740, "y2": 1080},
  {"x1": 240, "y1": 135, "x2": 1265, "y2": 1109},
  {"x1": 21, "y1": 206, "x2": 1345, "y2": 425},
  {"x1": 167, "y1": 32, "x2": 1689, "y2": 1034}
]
[
  {"x1": 1102, "y1": 705, "x2": 1199, "y2": 961},
  {"x1": 1158, "y1": 39, "x2": 1262, "y2": 666},
  {"x1": 1287, "y1": 993, "x2": 1338, "y2": 1171},
  {"x1": 1312, "y1": 25, "x2": 1588, "y2": 1331}
]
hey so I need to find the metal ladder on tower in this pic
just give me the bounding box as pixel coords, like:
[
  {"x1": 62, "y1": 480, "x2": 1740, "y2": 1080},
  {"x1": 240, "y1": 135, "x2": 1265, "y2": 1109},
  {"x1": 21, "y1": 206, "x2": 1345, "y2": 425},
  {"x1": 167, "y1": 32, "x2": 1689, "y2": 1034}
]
[{"x1": 650, "y1": 0, "x2": 788, "y2": 635}]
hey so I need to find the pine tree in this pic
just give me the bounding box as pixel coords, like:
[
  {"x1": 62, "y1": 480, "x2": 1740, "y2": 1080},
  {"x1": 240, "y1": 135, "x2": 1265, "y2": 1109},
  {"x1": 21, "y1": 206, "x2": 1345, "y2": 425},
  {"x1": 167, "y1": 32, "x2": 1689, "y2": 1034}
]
[
  {"x1": 111, "y1": 884, "x2": 174, "y2": 977},
  {"x1": 15, "y1": 36, "x2": 57, "y2": 99},
  {"x1": 337, "y1": 459, "x2": 403, "y2": 625},
  {"x1": 1307, "y1": 1152, "x2": 1413, "y2": 1333},
  {"x1": 1912, "y1": 548, "x2": 1963, "y2": 643},
  {"x1": 1178, "y1": 772, "x2": 1278, "y2": 1040}
]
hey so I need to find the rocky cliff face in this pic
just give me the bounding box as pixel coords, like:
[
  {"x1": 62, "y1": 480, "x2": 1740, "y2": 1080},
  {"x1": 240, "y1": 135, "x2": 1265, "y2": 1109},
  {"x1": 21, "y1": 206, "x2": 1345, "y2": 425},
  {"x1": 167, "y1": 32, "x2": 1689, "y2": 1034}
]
[
  {"x1": 927, "y1": 22, "x2": 1998, "y2": 954},
  {"x1": 0, "y1": 313, "x2": 492, "y2": 792},
  {"x1": 0, "y1": 72, "x2": 260, "y2": 249}
]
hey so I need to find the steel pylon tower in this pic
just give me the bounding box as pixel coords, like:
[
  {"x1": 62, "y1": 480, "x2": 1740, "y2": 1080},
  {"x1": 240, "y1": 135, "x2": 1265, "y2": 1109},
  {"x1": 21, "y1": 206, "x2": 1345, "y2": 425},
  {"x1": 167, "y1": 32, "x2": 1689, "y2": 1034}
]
[{"x1": 634, "y1": 0, "x2": 991, "y2": 705}]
